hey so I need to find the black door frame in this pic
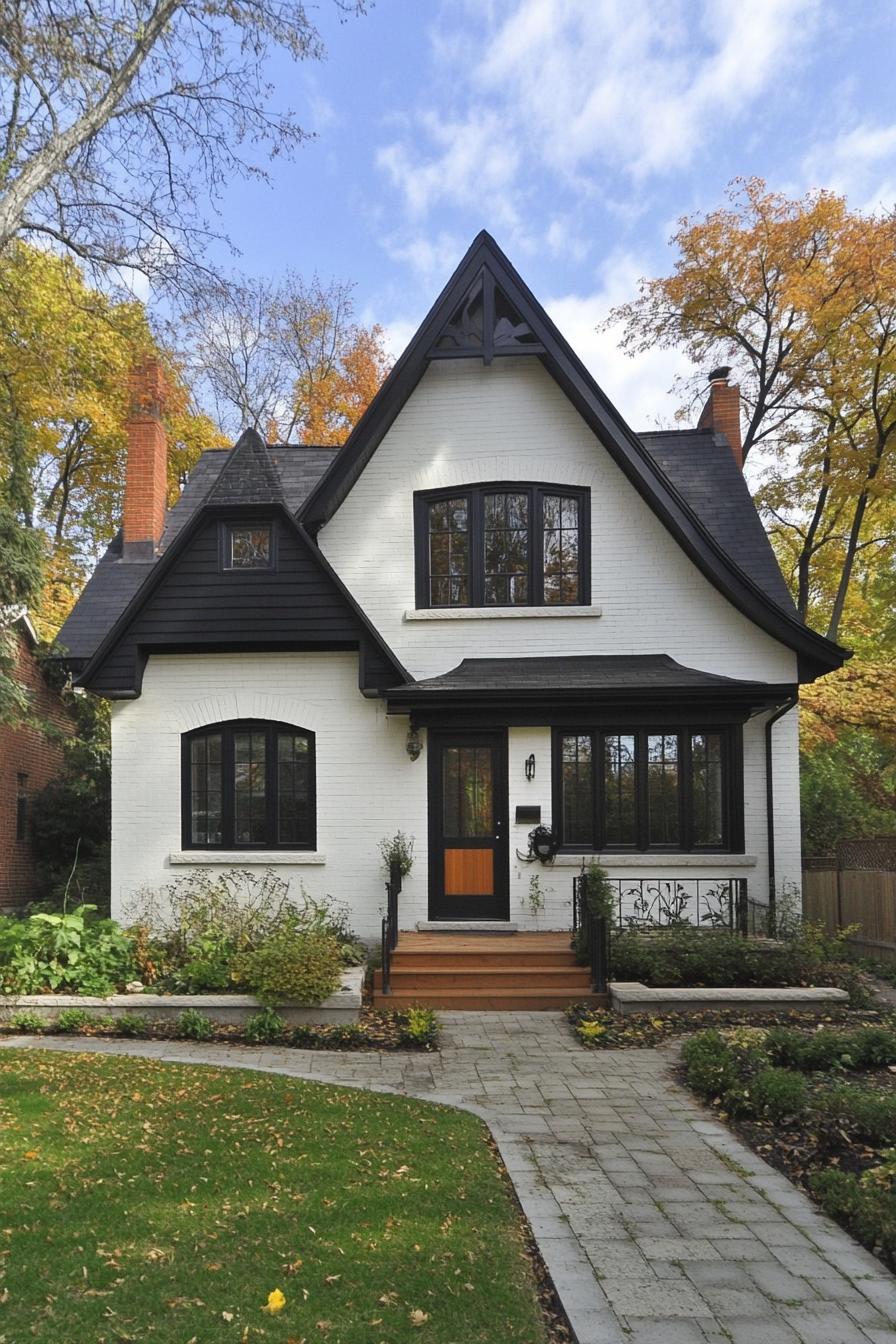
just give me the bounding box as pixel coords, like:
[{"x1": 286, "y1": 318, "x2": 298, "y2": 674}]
[{"x1": 427, "y1": 728, "x2": 509, "y2": 920}]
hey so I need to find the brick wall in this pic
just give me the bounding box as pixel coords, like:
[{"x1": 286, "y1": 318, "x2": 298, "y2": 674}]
[{"x1": 0, "y1": 628, "x2": 76, "y2": 910}]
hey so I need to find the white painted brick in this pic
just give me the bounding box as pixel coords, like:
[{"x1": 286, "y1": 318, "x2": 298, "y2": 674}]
[{"x1": 110, "y1": 356, "x2": 804, "y2": 929}]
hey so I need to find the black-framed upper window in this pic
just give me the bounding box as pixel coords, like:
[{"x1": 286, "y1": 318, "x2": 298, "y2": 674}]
[
  {"x1": 415, "y1": 483, "x2": 590, "y2": 608},
  {"x1": 222, "y1": 522, "x2": 275, "y2": 571},
  {"x1": 182, "y1": 720, "x2": 315, "y2": 849},
  {"x1": 553, "y1": 727, "x2": 740, "y2": 853}
]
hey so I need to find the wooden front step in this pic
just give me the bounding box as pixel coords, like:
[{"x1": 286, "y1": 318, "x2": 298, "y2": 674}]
[
  {"x1": 371, "y1": 930, "x2": 602, "y2": 1012},
  {"x1": 375, "y1": 967, "x2": 592, "y2": 991}
]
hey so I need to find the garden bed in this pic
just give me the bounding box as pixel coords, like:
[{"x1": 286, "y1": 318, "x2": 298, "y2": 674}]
[
  {"x1": 0, "y1": 1002, "x2": 438, "y2": 1050},
  {"x1": 678, "y1": 1020, "x2": 896, "y2": 1269},
  {"x1": 0, "y1": 965, "x2": 363, "y2": 1026},
  {"x1": 566, "y1": 1001, "x2": 875, "y2": 1049}
]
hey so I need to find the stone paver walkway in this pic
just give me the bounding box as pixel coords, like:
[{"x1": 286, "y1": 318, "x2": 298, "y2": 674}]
[{"x1": 3, "y1": 1015, "x2": 896, "y2": 1344}]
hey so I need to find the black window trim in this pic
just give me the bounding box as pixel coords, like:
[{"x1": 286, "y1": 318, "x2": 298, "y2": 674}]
[
  {"x1": 413, "y1": 481, "x2": 591, "y2": 609},
  {"x1": 181, "y1": 718, "x2": 316, "y2": 850},
  {"x1": 551, "y1": 724, "x2": 744, "y2": 855},
  {"x1": 219, "y1": 519, "x2": 278, "y2": 573}
]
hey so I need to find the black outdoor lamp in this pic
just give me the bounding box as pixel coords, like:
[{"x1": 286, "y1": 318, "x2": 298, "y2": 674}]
[{"x1": 524, "y1": 753, "x2": 536, "y2": 780}]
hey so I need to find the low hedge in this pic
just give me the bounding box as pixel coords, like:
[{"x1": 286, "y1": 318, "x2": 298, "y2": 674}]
[
  {"x1": 610, "y1": 926, "x2": 869, "y2": 1004},
  {"x1": 811, "y1": 1169, "x2": 896, "y2": 1261}
]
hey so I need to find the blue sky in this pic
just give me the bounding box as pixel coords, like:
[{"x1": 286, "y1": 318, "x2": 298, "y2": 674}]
[{"x1": 203, "y1": 0, "x2": 896, "y2": 441}]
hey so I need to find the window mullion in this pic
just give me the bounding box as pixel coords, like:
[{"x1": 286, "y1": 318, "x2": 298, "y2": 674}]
[
  {"x1": 471, "y1": 490, "x2": 483, "y2": 607},
  {"x1": 267, "y1": 727, "x2": 277, "y2": 846},
  {"x1": 681, "y1": 732, "x2": 693, "y2": 852},
  {"x1": 594, "y1": 731, "x2": 602, "y2": 849},
  {"x1": 532, "y1": 488, "x2": 542, "y2": 606},
  {"x1": 636, "y1": 730, "x2": 647, "y2": 851},
  {"x1": 222, "y1": 728, "x2": 235, "y2": 848}
]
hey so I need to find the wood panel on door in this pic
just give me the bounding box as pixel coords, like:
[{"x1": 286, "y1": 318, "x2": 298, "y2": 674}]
[{"x1": 428, "y1": 731, "x2": 508, "y2": 920}]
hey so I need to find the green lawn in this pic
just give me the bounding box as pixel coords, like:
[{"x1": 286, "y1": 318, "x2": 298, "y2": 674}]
[{"x1": 0, "y1": 1050, "x2": 547, "y2": 1343}]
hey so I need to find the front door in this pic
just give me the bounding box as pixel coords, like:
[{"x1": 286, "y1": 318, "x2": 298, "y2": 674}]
[{"x1": 428, "y1": 730, "x2": 508, "y2": 920}]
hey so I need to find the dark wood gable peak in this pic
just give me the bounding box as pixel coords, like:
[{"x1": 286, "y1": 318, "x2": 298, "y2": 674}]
[
  {"x1": 300, "y1": 230, "x2": 848, "y2": 682},
  {"x1": 429, "y1": 266, "x2": 544, "y2": 362},
  {"x1": 76, "y1": 498, "x2": 409, "y2": 699}
]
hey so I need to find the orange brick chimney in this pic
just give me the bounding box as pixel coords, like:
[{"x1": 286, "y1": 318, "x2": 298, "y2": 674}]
[
  {"x1": 123, "y1": 359, "x2": 168, "y2": 559},
  {"x1": 697, "y1": 366, "x2": 743, "y2": 469}
]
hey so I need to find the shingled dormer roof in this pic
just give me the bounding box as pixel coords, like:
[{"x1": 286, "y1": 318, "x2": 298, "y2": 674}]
[{"x1": 208, "y1": 428, "x2": 284, "y2": 505}]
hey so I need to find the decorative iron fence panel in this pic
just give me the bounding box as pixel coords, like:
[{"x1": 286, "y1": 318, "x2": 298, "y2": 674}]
[{"x1": 604, "y1": 876, "x2": 752, "y2": 932}]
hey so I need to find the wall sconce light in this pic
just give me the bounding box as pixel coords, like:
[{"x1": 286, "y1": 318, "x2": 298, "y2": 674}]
[
  {"x1": 524, "y1": 753, "x2": 536, "y2": 781},
  {"x1": 528, "y1": 824, "x2": 558, "y2": 863},
  {"x1": 406, "y1": 725, "x2": 423, "y2": 761}
]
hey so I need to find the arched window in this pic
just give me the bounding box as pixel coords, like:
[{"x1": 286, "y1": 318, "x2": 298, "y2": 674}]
[{"x1": 182, "y1": 720, "x2": 315, "y2": 850}]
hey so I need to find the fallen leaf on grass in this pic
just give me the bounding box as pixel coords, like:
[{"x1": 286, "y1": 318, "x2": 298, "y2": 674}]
[
  {"x1": 409, "y1": 1309, "x2": 429, "y2": 1325},
  {"x1": 262, "y1": 1288, "x2": 286, "y2": 1314}
]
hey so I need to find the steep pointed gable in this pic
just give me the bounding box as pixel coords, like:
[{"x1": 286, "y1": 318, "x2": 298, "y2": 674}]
[
  {"x1": 208, "y1": 428, "x2": 284, "y2": 505},
  {"x1": 301, "y1": 231, "x2": 848, "y2": 682}
]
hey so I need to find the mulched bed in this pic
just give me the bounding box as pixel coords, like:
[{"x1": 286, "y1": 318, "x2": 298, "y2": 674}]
[
  {"x1": 565, "y1": 1001, "x2": 877, "y2": 1049},
  {"x1": 0, "y1": 1005, "x2": 437, "y2": 1051}
]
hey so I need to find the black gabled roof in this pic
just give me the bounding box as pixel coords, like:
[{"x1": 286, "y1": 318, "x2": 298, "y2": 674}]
[
  {"x1": 639, "y1": 429, "x2": 798, "y2": 616},
  {"x1": 57, "y1": 440, "x2": 339, "y2": 663},
  {"x1": 299, "y1": 230, "x2": 847, "y2": 682}
]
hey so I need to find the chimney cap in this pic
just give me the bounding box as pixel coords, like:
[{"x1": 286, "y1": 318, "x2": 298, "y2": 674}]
[{"x1": 707, "y1": 365, "x2": 732, "y2": 385}]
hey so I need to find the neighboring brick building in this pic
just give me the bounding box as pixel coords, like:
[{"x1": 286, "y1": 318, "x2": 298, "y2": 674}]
[{"x1": 0, "y1": 615, "x2": 76, "y2": 911}]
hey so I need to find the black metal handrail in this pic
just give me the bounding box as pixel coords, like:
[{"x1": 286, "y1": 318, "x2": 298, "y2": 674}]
[
  {"x1": 380, "y1": 860, "x2": 401, "y2": 995},
  {"x1": 572, "y1": 872, "x2": 609, "y2": 994}
]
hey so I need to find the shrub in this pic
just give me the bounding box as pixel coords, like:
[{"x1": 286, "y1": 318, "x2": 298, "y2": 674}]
[
  {"x1": 817, "y1": 1089, "x2": 896, "y2": 1146},
  {"x1": 766, "y1": 1024, "x2": 896, "y2": 1073},
  {"x1": 55, "y1": 1007, "x2": 93, "y2": 1033},
  {"x1": 113, "y1": 1013, "x2": 149, "y2": 1038},
  {"x1": 231, "y1": 927, "x2": 343, "y2": 1007},
  {"x1": 811, "y1": 1169, "x2": 896, "y2": 1261},
  {"x1": 327, "y1": 1023, "x2": 365, "y2": 1047},
  {"x1": 378, "y1": 831, "x2": 415, "y2": 878},
  {"x1": 577, "y1": 1019, "x2": 608, "y2": 1045},
  {"x1": 400, "y1": 1006, "x2": 439, "y2": 1049},
  {"x1": 290, "y1": 1024, "x2": 318, "y2": 1048},
  {"x1": 175, "y1": 1009, "x2": 215, "y2": 1041},
  {"x1": 681, "y1": 1031, "x2": 738, "y2": 1099},
  {"x1": 750, "y1": 1067, "x2": 807, "y2": 1120},
  {"x1": 243, "y1": 1009, "x2": 286, "y2": 1044},
  {"x1": 7, "y1": 1009, "x2": 45, "y2": 1032},
  {"x1": 0, "y1": 904, "x2": 137, "y2": 995}
]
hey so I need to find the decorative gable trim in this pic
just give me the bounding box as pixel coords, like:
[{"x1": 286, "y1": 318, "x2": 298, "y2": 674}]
[{"x1": 300, "y1": 231, "x2": 848, "y2": 683}]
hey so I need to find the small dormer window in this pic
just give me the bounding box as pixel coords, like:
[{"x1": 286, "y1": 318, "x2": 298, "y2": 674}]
[{"x1": 222, "y1": 523, "x2": 275, "y2": 570}]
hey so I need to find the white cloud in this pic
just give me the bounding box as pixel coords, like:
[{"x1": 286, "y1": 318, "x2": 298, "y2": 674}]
[
  {"x1": 544, "y1": 250, "x2": 696, "y2": 430},
  {"x1": 377, "y1": 0, "x2": 819, "y2": 234},
  {"x1": 803, "y1": 120, "x2": 896, "y2": 211}
]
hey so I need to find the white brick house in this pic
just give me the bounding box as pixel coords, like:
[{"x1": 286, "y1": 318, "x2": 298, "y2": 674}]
[{"x1": 59, "y1": 233, "x2": 847, "y2": 942}]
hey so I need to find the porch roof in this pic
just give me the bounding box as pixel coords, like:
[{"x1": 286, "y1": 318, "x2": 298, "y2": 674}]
[{"x1": 385, "y1": 654, "x2": 795, "y2": 722}]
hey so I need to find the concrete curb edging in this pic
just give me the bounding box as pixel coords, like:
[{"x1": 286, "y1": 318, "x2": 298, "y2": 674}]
[
  {"x1": 609, "y1": 980, "x2": 850, "y2": 1015},
  {"x1": 0, "y1": 967, "x2": 364, "y2": 1026}
]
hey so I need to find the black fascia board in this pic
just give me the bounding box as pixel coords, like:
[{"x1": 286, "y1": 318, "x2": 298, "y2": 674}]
[
  {"x1": 76, "y1": 499, "x2": 410, "y2": 696},
  {"x1": 299, "y1": 230, "x2": 848, "y2": 682},
  {"x1": 385, "y1": 681, "x2": 797, "y2": 717}
]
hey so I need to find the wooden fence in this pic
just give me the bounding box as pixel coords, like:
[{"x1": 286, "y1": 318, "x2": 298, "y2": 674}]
[{"x1": 803, "y1": 867, "x2": 896, "y2": 962}]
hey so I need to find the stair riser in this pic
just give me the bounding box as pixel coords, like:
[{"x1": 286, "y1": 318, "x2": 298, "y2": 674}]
[
  {"x1": 389, "y1": 952, "x2": 577, "y2": 969},
  {"x1": 383, "y1": 972, "x2": 592, "y2": 990},
  {"x1": 373, "y1": 992, "x2": 608, "y2": 1011}
]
